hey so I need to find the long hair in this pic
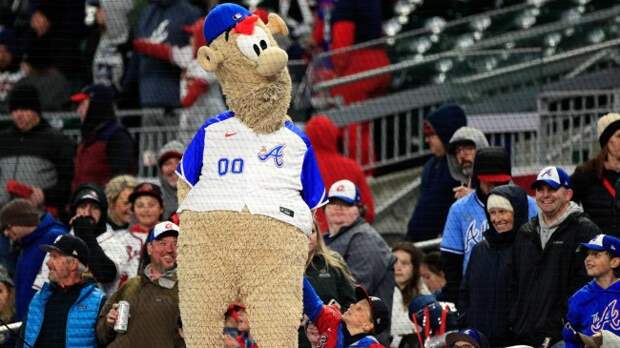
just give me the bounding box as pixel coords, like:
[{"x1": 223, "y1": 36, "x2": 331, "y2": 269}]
[
  {"x1": 307, "y1": 221, "x2": 355, "y2": 284},
  {"x1": 0, "y1": 282, "x2": 14, "y2": 323},
  {"x1": 392, "y1": 242, "x2": 425, "y2": 307}
]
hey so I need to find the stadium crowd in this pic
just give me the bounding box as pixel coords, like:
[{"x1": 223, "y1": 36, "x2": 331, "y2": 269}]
[{"x1": 0, "y1": 0, "x2": 619, "y2": 348}]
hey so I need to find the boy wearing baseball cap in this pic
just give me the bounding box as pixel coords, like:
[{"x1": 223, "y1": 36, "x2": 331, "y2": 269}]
[
  {"x1": 563, "y1": 234, "x2": 620, "y2": 348},
  {"x1": 302, "y1": 277, "x2": 388, "y2": 347}
]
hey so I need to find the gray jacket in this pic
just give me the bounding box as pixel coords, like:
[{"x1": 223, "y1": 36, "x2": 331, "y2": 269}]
[
  {"x1": 324, "y1": 219, "x2": 395, "y2": 314},
  {"x1": 447, "y1": 126, "x2": 489, "y2": 184}
]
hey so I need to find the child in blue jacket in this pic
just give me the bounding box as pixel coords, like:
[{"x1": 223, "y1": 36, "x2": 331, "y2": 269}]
[
  {"x1": 563, "y1": 234, "x2": 620, "y2": 347},
  {"x1": 303, "y1": 277, "x2": 388, "y2": 348}
]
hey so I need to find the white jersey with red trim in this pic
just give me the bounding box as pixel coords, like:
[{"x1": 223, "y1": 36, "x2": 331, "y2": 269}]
[{"x1": 176, "y1": 111, "x2": 327, "y2": 235}]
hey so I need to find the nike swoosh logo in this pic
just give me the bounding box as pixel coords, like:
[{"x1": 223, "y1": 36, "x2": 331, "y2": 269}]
[{"x1": 225, "y1": 131, "x2": 237, "y2": 137}]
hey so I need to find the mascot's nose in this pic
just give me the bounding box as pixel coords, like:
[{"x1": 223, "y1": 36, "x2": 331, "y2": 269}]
[{"x1": 256, "y1": 46, "x2": 288, "y2": 77}]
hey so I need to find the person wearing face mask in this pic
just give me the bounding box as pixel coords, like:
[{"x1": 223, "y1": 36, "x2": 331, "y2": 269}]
[
  {"x1": 440, "y1": 147, "x2": 537, "y2": 304},
  {"x1": 510, "y1": 166, "x2": 600, "y2": 347},
  {"x1": 97, "y1": 221, "x2": 184, "y2": 348},
  {"x1": 459, "y1": 185, "x2": 530, "y2": 347}
]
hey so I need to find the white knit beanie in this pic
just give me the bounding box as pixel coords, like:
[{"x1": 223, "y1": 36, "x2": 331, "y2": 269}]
[
  {"x1": 597, "y1": 113, "x2": 620, "y2": 147},
  {"x1": 487, "y1": 194, "x2": 513, "y2": 213}
]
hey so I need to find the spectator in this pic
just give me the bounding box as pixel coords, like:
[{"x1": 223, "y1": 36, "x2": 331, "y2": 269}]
[
  {"x1": 0, "y1": 84, "x2": 75, "y2": 215},
  {"x1": 406, "y1": 104, "x2": 467, "y2": 242},
  {"x1": 67, "y1": 184, "x2": 117, "y2": 284},
  {"x1": 105, "y1": 175, "x2": 138, "y2": 231},
  {"x1": 440, "y1": 147, "x2": 537, "y2": 303},
  {"x1": 447, "y1": 126, "x2": 489, "y2": 199},
  {"x1": 0, "y1": 198, "x2": 66, "y2": 321},
  {"x1": 158, "y1": 140, "x2": 184, "y2": 220},
  {"x1": 563, "y1": 234, "x2": 620, "y2": 348},
  {"x1": 305, "y1": 115, "x2": 375, "y2": 232},
  {"x1": 132, "y1": 0, "x2": 201, "y2": 122},
  {"x1": 128, "y1": 182, "x2": 164, "y2": 235},
  {"x1": 303, "y1": 277, "x2": 389, "y2": 347},
  {"x1": 419, "y1": 252, "x2": 446, "y2": 298},
  {"x1": 18, "y1": 235, "x2": 105, "y2": 348},
  {"x1": 17, "y1": 55, "x2": 71, "y2": 111},
  {"x1": 510, "y1": 166, "x2": 600, "y2": 346},
  {"x1": 460, "y1": 185, "x2": 530, "y2": 347},
  {"x1": 301, "y1": 221, "x2": 356, "y2": 348},
  {"x1": 0, "y1": 268, "x2": 15, "y2": 347},
  {"x1": 71, "y1": 84, "x2": 137, "y2": 192},
  {"x1": 224, "y1": 303, "x2": 259, "y2": 348},
  {"x1": 445, "y1": 329, "x2": 490, "y2": 348},
  {"x1": 390, "y1": 242, "x2": 430, "y2": 348},
  {"x1": 97, "y1": 221, "x2": 185, "y2": 347},
  {"x1": 0, "y1": 27, "x2": 24, "y2": 113},
  {"x1": 91, "y1": 0, "x2": 134, "y2": 89},
  {"x1": 324, "y1": 179, "x2": 395, "y2": 323},
  {"x1": 572, "y1": 113, "x2": 620, "y2": 237}
]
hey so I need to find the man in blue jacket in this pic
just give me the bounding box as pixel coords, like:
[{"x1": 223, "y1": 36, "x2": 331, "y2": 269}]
[
  {"x1": 0, "y1": 199, "x2": 66, "y2": 321},
  {"x1": 19, "y1": 234, "x2": 105, "y2": 348},
  {"x1": 303, "y1": 277, "x2": 388, "y2": 348},
  {"x1": 563, "y1": 234, "x2": 620, "y2": 348},
  {"x1": 406, "y1": 104, "x2": 467, "y2": 242}
]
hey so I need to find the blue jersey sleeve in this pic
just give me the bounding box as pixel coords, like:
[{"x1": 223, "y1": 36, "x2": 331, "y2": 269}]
[
  {"x1": 303, "y1": 277, "x2": 325, "y2": 322},
  {"x1": 176, "y1": 111, "x2": 234, "y2": 187},
  {"x1": 440, "y1": 202, "x2": 465, "y2": 255}
]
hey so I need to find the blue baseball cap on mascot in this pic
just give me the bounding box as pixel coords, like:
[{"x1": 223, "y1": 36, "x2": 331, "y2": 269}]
[{"x1": 203, "y1": 3, "x2": 252, "y2": 45}]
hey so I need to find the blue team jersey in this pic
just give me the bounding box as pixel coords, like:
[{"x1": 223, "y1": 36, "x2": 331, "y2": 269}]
[
  {"x1": 440, "y1": 191, "x2": 538, "y2": 274},
  {"x1": 176, "y1": 111, "x2": 327, "y2": 235}
]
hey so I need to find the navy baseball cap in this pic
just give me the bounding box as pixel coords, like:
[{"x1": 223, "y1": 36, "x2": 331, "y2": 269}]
[
  {"x1": 580, "y1": 234, "x2": 620, "y2": 257},
  {"x1": 354, "y1": 286, "x2": 389, "y2": 334},
  {"x1": 41, "y1": 234, "x2": 90, "y2": 266},
  {"x1": 531, "y1": 166, "x2": 571, "y2": 190},
  {"x1": 203, "y1": 3, "x2": 252, "y2": 45},
  {"x1": 446, "y1": 329, "x2": 490, "y2": 348},
  {"x1": 328, "y1": 180, "x2": 361, "y2": 205}
]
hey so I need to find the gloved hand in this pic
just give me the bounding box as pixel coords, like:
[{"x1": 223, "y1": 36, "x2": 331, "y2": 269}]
[{"x1": 72, "y1": 216, "x2": 97, "y2": 241}]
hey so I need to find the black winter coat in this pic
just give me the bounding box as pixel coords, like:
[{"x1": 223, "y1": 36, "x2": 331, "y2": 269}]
[
  {"x1": 572, "y1": 161, "x2": 620, "y2": 237},
  {"x1": 509, "y1": 211, "x2": 599, "y2": 346},
  {"x1": 460, "y1": 185, "x2": 530, "y2": 347}
]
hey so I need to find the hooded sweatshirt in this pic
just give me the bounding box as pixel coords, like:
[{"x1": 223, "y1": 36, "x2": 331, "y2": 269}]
[
  {"x1": 564, "y1": 280, "x2": 620, "y2": 348},
  {"x1": 305, "y1": 115, "x2": 375, "y2": 232},
  {"x1": 447, "y1": 126, "x2": 489, "y2": 185},
  {"x1": 539, "y1": 202, "x2": 583, "y2": 249},
  {"x1": 460, "y1": 185, "x2": 530, "y2": 347},
  {"x1": 406, "y1": 105, "x2": 466, "y2": 242}
]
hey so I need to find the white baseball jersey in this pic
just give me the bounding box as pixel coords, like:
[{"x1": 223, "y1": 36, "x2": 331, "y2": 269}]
[{"x1": 176, "y1": 111, "x2": 327, "y2": 235}]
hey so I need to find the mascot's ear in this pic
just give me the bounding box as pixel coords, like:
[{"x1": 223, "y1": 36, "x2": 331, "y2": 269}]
[
  {"x1": 267, "y1": 13, "x2": 289, "y2": 37},
  {"x1": 197, "y1": 46, "x2": 222, "y2": 72}
]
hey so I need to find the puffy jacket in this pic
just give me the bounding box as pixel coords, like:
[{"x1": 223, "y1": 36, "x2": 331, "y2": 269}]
[
  {"x1": 563, "y1": 280, "x2": 620, "y2": 348},
  {"x1": 22, "y1": 282, "x2": 105, "y2": 348},
  {"x1": 324, "y1": 218, "x2": 395, "y2": 315},
  {"x1": 510, "y1": 210, "x2": 600, "y2": 346},
  {"x1": 460, "y1": 185, "x2": 530, "y2": 347},
  {"x1": 572, "y1": 161, "x2": 620, "y2": 237},
  {"x1": 305, "y1": 115, "x2": 375, "y2": 232},
  {"x1": 14, "y1": 212, "x2": 67, "y2": 321},
  {"x1": 303, "y1": 278, "x2": 384, "y2": 348}
]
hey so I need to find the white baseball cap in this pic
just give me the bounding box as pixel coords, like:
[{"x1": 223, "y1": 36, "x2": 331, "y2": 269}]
[
  {"x1": 328, "y1": 180, "x2": 361, "y2": 205},
  {"x1": 147, "y1": 221, "x2": 180, "y2": 243}
]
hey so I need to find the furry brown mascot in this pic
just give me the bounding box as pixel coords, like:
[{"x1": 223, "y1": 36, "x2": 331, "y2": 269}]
[{"x1": 175, "y1": 4, "x2": 327, "y2": 347}]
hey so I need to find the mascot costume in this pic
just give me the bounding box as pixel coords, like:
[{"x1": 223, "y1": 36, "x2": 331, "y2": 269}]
[{"x1": 175, "y1": 4, "x2": 327, "y2": 347}]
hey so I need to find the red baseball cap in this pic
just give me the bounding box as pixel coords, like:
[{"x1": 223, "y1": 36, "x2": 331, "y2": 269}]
[{"x1": 476, "y1": 173, "x2": 512, "y2": 183}]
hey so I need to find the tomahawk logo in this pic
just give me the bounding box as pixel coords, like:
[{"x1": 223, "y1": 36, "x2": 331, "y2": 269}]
[
  {"x1": 591, "y1": 299, "x2": 620, "y2": 332},
  {"x1": 465, "y1": 220, "x2": 488, "y2": 255},
  {"x1": 258, "y1": 144, "x2": 285, "y2": 167}
]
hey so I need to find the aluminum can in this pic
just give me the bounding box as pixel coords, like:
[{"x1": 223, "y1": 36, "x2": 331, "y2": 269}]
[{"x1": 114, "y1": 301, "x2": 130, "y2": 333}]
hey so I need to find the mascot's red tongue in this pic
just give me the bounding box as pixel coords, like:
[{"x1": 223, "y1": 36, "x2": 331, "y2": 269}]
[{"x1": 234, "y1": 15, "x2": 258, "y2": 35}]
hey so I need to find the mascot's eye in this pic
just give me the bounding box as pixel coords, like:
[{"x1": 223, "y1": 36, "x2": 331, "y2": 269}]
[{"x1": 236, "y1": 26, "x2": 271, "y2": 61}]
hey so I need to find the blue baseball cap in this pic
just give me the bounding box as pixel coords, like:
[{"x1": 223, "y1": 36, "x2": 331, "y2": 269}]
[
  {"x1": 446, "y1": 329, "x2": 490, "y2": 348},
  {"x1": 531, "y1": 166, "x2": 571, "y2": 190},
  {"x1": 147, "y1": 221, "x2": 180, "y2": 243},
  {"x1": 328, "y1": 180, "x2": 361, "y2": 205},
  {"x1": 203, "y1": 3, "x2": 252, "y2": 45},
  {"x1": 580, "y1": 234, "x2": 620, "y2": 257}
]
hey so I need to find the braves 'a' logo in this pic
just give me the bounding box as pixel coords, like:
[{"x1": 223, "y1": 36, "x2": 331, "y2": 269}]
[
  {"x1": 591, "y1": 299, "x2": 620, "y2": 332},
  {"x1": 258, "y1": 144, "x2": 285, "y2": 167}
]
